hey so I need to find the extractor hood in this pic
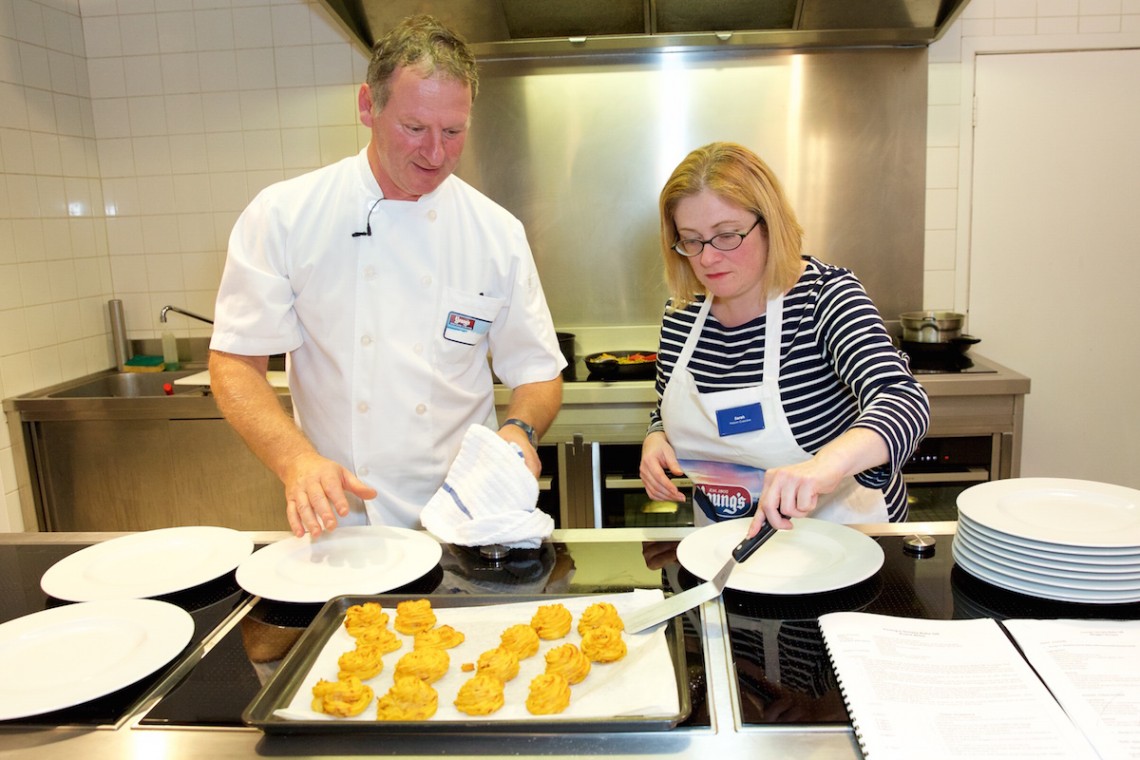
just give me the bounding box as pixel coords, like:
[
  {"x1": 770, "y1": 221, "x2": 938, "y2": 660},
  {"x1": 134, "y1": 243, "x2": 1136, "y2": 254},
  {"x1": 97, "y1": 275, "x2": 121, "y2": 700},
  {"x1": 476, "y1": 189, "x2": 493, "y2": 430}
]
[{"x1": 318, "y1": 0, "x2": 974, "y2": 57}]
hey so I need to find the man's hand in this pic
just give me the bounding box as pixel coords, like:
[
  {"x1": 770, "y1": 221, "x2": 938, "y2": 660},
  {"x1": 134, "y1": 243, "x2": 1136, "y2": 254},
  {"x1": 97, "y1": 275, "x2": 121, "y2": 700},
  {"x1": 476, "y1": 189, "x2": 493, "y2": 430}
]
[{"x1": 283, "y1": 451, "x2": 377, "y2": 537}]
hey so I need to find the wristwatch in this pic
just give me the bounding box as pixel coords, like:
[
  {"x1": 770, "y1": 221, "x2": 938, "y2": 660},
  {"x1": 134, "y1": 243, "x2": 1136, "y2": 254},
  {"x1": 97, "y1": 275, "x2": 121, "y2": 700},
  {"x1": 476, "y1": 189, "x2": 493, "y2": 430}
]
[{"x1": 500, "y1": 418, "x2": 538, "y2": 448}]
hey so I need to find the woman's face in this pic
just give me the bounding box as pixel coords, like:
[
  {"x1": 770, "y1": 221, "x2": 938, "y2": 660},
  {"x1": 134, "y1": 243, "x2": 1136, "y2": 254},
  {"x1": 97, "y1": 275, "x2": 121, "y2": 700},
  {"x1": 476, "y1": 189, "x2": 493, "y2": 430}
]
[{"x1": 673, "y1": 189, "x2": 768, "y2": 312}]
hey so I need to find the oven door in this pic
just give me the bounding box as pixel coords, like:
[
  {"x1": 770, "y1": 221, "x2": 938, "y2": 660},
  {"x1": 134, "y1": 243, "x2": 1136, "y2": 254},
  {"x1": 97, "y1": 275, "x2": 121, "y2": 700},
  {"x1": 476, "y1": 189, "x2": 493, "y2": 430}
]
[{"x1": 903, "y1": 435, "x2": 994, "y2": 522}]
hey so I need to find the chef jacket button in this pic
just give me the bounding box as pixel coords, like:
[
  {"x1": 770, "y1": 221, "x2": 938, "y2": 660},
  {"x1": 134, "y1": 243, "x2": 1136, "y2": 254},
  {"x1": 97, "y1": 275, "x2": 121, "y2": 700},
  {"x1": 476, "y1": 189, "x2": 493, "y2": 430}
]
[
  {"x1": 363, "y1": 266, "x2": 376, "y2": 279},
  {"x1": 357, "y1": 401, "x2": 369, "y2": 413},
  {"x1": 427, "y1": 210, "x2": 437, "y2": 221},
  {"x1": 359, "y1": 467, "x2": 369, "y2": 477},
  {"x1": 421, "y1": 274, "x2": 432, "y2": 287},
  {"x1": 361, "y1": 334, "x2": 373, "y2": 346},
  {"x1": 415, "y1": 403, "x2": 426, "y2": 415},
  {"x1": 413, "y1": 343, "x2": 423, "y2": 354}
]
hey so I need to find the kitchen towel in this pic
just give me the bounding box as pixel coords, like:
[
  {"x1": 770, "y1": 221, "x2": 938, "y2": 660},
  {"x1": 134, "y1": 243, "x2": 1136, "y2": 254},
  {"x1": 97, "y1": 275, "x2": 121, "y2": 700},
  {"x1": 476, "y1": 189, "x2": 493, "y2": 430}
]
[{"x1": 421, "y1": 424, "x2": 553, "y2": 549}]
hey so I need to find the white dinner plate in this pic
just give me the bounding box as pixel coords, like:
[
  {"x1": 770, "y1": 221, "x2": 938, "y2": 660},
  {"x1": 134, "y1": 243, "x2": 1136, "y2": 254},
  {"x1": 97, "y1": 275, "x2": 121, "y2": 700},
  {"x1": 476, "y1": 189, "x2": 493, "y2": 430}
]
[
  {"x1": 951, "y1": 536, "x2": 1140, "y2": 592},
  {"x1": 40, "y1": 526, "x2": 254, "y2": 602},
  {"x1": 951, "y1": 542, "x2": 1140, "y2": 604},
  {"x1": 0, "y1": 599, "x2": 194, "y2": 720},
  {"x1": 955, "y1": 520, "x2": 1140, "y2": 577},
  {"x1": 957, "y1": 478, "x2": 1140, "y2": 549},
  {"x1": 236, "y1": 526, "x2": 442, "y2": 603},
  {"x1": 676, "y1": 518, "x2": 884, "y2": 595},
  {"x1": 957, "y1": 512, "x2": 1140, "y2": 559}
]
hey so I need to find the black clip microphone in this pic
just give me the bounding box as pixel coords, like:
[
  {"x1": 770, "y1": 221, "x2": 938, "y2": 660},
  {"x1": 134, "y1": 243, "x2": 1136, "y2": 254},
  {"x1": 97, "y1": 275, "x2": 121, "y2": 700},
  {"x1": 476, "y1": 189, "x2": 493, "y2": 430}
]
[{"x1": 352, "y1": 197, "x2": 383, "y2": 238}]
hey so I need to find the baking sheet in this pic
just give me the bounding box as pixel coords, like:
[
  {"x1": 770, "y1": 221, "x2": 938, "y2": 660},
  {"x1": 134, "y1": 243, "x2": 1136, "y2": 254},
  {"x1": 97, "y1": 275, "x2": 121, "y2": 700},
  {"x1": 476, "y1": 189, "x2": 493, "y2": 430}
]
[{"x1": 243, "y1": 590, "x2": 689, "y2": 734}]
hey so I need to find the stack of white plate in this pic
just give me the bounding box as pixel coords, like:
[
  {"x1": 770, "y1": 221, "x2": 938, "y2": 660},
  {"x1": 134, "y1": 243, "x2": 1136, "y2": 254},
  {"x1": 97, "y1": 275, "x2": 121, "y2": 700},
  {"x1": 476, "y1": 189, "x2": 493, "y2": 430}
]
[{"x1": 952, "y1": 478, "x2": 1140, "y2": 604}]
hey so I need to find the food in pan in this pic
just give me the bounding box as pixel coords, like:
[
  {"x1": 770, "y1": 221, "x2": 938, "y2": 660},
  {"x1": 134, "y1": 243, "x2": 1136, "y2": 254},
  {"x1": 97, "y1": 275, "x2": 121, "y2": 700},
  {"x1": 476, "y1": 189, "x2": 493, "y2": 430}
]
[
  {"x1": 454, "y1": 672, "x2": 506, "y2": 716},
  {"x1": 393, "y1": 647, "x2": 450, "y2": 684},
  {"x1": 375, "y1": 676, "x2": 439, "y2": 720},
  {"x1": 525, "y1": 672, "x2": 572, "y2": 715},
  {"x1": 336, "y1": 643, "x2": 385, "y2": 681},
  {"x1": 499, "y1": 622, "x2": 541, "y2": 658},
  {"x1": 581, "y1": 625, "x2": 627, "y2": 663},
  {"x1": 311, "y1": 676, "x2": 374, "y2": 717},
  {"x1": 354, "y1": 624, "x2": 403, "y2": 655},
  {"x1": 414, "y1": 623, "x2": 465, "y2": 650},
  {"x1": 530, "y1": 603, "x2": 572, "y2": 640},
  {"x1": 475, "y1": 646, "x2": 520, "y2": 682},
  {"x1": 543, "y1": 642, "x2": 592, "y2": 685},
  {"x1": 591, "y1": 351, "x2": 657, "y2": 364},
  {"x1": 394, "y1": 598, "x2": 437, "y2": 634},
  {"x1": 343, "y1": 602, "x2": 389, "y2": 637},
  {"x1": 577, "y1": 601, "x2": 625, "y2": 635}
]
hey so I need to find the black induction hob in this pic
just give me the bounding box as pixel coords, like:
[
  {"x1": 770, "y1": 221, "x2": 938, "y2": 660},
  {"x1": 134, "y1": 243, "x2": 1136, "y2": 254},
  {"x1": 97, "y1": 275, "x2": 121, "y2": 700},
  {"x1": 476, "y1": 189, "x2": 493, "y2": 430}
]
[
  {"x1": 138, "y1": 542, "x2": 712, "y2": 730},
  {"x1": 0, "y1": 543, "x2": 248, "y2": 729},
  {"x1": 717, "y1": 534, "x2": 1140, "y2": 727}
]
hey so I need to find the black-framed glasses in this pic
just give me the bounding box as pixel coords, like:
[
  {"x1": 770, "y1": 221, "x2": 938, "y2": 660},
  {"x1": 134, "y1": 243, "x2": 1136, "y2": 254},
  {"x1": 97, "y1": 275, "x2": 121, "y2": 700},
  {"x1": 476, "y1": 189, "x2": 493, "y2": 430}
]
[{"x1": 672, "y1": 217, "x2": 763, "y2": 257}]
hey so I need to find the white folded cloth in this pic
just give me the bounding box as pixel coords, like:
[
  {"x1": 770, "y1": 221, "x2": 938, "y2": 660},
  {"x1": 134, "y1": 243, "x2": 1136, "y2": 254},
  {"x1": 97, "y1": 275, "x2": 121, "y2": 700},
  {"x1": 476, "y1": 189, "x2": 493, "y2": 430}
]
[{"x1": 421, "y1": 424, "x2": 553, "y2": 549}]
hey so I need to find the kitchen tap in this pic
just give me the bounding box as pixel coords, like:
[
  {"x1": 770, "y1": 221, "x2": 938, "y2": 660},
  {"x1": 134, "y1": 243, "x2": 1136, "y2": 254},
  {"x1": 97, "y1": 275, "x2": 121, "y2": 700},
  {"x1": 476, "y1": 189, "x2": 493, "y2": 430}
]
[{"x1": 160, "y1": 305, "x2": 214, "y2": 326}]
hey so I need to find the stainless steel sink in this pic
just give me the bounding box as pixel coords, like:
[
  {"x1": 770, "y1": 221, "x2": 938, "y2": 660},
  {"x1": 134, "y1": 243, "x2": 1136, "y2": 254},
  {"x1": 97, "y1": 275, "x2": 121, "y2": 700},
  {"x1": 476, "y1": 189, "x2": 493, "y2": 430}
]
[{"x1": 45, "y1": 369, "x2": 207, "y2": 398}]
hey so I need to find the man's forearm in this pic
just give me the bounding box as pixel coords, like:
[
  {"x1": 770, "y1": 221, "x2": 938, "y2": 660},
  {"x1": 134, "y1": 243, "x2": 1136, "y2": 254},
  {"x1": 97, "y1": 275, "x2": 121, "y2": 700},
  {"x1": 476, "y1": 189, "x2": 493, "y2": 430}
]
[
  {"x1": 502, "y1": 376, "x2": 563, "y2": 439},
  {"x1": 208, "y1": 350, "x2": 316, "y2": 482}
]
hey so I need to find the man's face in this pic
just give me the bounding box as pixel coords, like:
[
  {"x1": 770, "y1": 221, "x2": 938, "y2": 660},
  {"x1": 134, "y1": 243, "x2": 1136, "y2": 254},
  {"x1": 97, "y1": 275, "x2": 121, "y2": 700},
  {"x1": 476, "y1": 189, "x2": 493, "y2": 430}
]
[{"x1": 359, "y1": 65, "x2": 472, "y2": 201}]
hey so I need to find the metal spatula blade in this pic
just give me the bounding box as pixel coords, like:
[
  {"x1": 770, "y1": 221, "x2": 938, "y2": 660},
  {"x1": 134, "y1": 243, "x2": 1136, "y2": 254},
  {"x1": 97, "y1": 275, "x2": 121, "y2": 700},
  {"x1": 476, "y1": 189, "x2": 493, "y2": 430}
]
[{"x1": 625, "y1": 522, "x2": 777, "y2": 634}]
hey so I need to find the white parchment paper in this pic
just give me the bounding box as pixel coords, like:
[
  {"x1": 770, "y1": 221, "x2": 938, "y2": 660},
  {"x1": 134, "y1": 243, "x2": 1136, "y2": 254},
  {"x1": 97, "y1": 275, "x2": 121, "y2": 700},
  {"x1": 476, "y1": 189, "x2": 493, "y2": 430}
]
[{"x1": 277, "y1": 589, "x2": 681, "y2": 722}]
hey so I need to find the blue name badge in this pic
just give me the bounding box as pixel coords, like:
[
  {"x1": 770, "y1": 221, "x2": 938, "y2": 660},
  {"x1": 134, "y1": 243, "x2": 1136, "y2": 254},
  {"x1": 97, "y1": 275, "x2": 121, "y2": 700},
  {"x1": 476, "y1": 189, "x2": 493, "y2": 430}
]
[{"x1": 715, "y1": 403, "x2": 765, "y2": 437}]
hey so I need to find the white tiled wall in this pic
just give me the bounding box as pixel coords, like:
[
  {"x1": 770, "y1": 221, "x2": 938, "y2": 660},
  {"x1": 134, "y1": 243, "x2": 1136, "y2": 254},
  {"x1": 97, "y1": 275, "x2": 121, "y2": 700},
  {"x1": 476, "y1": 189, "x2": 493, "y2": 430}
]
[{"x1": 1, "y1": 0, "x2": 1137, "y2": 531}]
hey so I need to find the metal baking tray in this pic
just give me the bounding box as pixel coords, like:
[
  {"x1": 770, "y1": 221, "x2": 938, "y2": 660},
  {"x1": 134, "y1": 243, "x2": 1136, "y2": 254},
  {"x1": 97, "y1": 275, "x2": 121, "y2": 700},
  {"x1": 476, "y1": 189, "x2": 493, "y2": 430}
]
[{"x1": 243, "y1": 593, "x2": 690, "y2": 734}]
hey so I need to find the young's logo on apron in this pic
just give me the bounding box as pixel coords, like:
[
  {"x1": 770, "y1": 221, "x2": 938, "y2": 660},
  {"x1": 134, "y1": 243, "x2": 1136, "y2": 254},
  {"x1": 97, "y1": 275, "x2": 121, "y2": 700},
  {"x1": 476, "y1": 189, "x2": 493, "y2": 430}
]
[
  {"x1": 693, "y1": 483, "x2": 755, "y2": 520},
  {"x1": 679, "y1": 458, "x2": 763, "y2": 523}
]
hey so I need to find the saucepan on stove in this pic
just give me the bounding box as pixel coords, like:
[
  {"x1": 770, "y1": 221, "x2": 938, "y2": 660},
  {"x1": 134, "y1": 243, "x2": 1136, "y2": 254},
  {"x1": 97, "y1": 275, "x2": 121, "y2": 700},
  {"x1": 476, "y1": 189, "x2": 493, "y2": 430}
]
[
  {"x1": 898, "y1": 311, "x2": 981, "y2": 371},
  {"x1": 899, "y1": 310, "x2": 968, "y2": 343},
  {"x1": 584, "y1": 350, "x2": 657, "y2": 380}
]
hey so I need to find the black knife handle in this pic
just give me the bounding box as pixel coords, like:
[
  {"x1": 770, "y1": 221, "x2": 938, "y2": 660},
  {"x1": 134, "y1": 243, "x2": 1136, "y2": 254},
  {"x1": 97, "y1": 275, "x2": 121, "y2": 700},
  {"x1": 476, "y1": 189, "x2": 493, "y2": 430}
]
[{"x1": 732, "y1": 522, "x2": 777, "y2": 563}]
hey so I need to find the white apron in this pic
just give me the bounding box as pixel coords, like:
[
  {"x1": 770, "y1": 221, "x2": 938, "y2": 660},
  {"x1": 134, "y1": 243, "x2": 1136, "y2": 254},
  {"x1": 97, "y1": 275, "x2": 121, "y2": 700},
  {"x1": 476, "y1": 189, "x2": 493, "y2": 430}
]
[{"x1": 661, "y1": 295, "x2": 888, "y2": 526}]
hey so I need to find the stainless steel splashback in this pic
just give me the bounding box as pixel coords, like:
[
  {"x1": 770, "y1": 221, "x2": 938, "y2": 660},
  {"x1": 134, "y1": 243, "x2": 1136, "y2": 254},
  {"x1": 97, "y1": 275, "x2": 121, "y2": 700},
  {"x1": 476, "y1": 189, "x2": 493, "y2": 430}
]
[{"x1": 456, "y1": 47, "x2": 927, "y2": 327}]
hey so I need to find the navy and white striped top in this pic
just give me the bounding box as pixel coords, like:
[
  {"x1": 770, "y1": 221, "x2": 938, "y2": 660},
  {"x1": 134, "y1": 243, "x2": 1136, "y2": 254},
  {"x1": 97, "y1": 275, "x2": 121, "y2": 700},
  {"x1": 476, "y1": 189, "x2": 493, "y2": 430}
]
[{"x1": 648, "y1": 257, "x2": 930, "y2": 521}]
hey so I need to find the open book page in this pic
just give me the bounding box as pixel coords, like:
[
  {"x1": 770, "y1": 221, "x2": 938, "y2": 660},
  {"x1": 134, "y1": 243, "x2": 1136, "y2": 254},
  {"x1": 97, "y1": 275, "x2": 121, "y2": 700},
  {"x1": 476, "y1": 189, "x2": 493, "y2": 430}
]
[
  {"x1": 1002, "y1": 619, "x2": 1140, "y2": 760},
  {"x1": 817, "y1": 612, "x2": 1099, "y2": 760}
]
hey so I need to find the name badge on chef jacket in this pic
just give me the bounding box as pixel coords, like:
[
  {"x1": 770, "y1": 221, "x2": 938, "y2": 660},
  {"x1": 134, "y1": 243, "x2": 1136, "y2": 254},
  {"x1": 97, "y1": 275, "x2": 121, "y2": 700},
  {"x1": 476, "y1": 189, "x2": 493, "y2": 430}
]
[
  {"x1": 443, "y1": 311, "x2": 491, "y2": 345},
  {"x1": 715, "y1": 403, "x2": 764, "y2": 437}
]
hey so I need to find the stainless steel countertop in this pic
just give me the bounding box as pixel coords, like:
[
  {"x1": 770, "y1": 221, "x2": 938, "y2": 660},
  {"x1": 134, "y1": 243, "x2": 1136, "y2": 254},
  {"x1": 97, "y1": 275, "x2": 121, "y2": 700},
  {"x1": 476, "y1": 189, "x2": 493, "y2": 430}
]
[{"x1": 0, "y1": 522, "x2": 956, "y2": 760}]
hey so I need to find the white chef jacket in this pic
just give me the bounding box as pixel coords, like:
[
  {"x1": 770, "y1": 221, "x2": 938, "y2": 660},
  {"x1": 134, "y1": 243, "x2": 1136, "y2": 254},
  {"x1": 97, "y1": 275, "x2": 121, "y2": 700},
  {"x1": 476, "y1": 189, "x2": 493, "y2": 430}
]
[{"x1": 211, "y1": 149, "x2": 565, "y2": 528}]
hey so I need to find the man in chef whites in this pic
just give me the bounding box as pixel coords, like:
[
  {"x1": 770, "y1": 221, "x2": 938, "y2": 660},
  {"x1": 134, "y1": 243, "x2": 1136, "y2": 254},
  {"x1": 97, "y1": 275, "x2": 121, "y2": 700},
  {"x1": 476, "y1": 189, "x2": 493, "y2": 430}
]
[{"x1": 208, "y1": 15, "x2": 565, "y2": 537}]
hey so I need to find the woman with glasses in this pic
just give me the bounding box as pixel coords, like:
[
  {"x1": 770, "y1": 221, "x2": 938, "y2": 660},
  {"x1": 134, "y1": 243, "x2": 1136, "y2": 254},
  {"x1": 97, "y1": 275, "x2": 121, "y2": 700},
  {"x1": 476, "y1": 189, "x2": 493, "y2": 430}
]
[{"x1": 639, "y1": 142, "x2": 930, "y2": 533}]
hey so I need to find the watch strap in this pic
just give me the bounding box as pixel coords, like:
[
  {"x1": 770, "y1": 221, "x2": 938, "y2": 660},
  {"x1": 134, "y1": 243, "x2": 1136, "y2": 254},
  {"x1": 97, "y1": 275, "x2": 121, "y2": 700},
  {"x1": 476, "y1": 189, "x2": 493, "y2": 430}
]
[{"x1": 501, "y1": 418, "x2": 538, "y2": 448}]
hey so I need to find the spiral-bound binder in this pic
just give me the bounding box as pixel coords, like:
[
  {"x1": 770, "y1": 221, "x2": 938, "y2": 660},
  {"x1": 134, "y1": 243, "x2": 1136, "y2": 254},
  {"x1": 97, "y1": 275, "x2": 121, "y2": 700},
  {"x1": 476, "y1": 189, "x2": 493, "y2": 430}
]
[{"x1": 817, "y1": 612, "x2": 1102, "y2": 759}]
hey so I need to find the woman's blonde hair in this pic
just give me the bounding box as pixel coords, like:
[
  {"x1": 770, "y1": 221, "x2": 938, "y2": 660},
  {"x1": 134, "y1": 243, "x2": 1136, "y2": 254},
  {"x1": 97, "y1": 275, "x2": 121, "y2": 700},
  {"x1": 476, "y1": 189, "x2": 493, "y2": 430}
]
[{"x1": 658, "y1": 142, "x2": 804, "y2": 308}]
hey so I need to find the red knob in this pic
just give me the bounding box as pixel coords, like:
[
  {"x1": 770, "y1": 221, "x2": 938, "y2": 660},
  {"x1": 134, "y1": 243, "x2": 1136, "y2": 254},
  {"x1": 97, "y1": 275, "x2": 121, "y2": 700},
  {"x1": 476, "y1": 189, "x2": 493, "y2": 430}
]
[{"x1": 163, "y1": 383, "x2": 174, "y2": 396}]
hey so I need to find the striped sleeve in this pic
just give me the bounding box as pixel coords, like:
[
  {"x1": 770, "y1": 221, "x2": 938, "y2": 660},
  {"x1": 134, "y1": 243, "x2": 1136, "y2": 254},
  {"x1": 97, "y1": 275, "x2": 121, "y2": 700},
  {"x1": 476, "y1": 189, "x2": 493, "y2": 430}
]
[{"x1": 812, "y1": 267, "x2": 930, "y2": 488}]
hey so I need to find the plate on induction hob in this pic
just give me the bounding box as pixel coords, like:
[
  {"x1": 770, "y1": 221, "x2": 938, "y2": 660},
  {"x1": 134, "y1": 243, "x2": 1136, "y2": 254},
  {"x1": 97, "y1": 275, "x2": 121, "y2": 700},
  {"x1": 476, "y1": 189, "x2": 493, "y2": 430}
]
[
  {"x1": 236, "y1": 526, "x2": 443, "y2": 603},
  {"x1": 677, "y1": 518, "x2": 884, "y2": 595},
  {"x1": 0, "y1": 599, "x2": 193, "y2": 721},
  {"x1": 40, "y1": 526, "x2": 254, "y2": 602}
]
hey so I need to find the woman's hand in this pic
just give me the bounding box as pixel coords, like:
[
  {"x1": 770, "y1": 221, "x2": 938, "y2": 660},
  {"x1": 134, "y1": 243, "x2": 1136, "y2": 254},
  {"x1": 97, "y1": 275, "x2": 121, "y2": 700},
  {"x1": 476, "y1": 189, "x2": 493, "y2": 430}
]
[
  {"x1": 751, "y1": 457, "x2": 845, "y2": 532},
  {"x1": 746, "y1": 428, "x2": 888, "y2": 535},
  {"x1": 639, "y1": 431, "x2": 686, "y2": 502}
]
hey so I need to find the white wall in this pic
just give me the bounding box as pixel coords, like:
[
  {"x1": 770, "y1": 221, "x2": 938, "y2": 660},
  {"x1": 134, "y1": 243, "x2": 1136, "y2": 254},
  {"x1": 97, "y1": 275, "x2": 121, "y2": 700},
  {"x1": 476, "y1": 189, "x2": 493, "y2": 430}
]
[{"x1": 2, "y1": 0, "x2": 1139, "y2": 531}]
